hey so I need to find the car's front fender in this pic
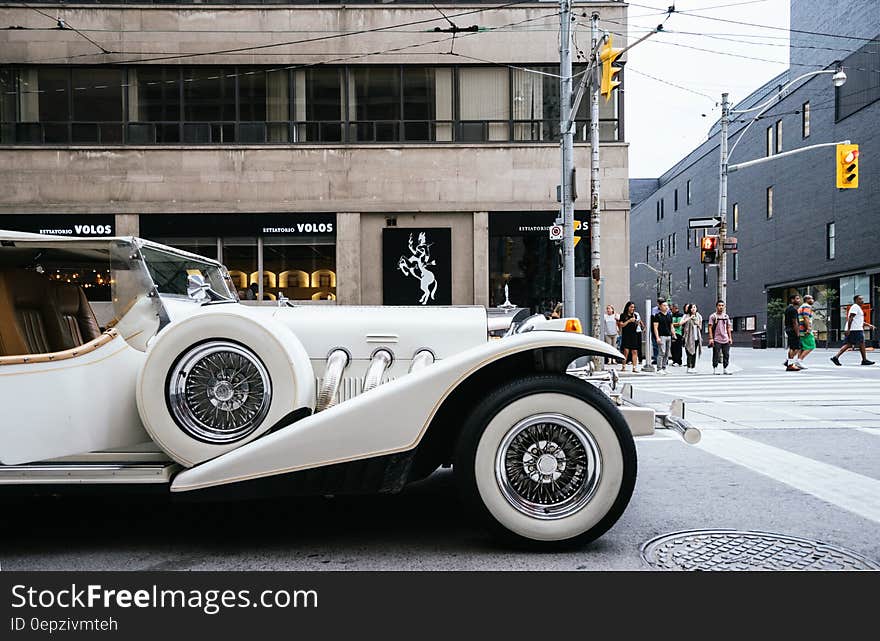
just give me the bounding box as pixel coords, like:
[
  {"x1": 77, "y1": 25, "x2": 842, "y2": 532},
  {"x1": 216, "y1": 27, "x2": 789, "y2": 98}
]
[{"x1": 170, "y1": 331, "x2": 621, "y2": 492}]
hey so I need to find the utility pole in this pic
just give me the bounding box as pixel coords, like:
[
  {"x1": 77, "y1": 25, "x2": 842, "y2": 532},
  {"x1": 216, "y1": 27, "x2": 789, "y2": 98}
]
[
  {"x1": 716, "y1": 92, "x2": 730, "y2": 305},
  {"x1": 559, "y1": 0, "x2": 575, "y2": 317},
  {"x1": 589, "y1": 12, "x2": 602, "y2": 344}
]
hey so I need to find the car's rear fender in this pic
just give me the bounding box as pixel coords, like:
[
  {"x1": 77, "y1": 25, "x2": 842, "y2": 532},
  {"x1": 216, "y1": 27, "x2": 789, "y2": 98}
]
[{"x1": 170, "y1": 332, "x2": 619, "y2": 493}]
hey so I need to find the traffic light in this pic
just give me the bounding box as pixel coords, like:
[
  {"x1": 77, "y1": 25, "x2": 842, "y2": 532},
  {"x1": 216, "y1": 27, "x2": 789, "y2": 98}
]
[
  {"x1": 599, "y1": 35, "x2": 623, "y2": 102},
  {"x1": 836, "y1": 143, "x2": 859, "y2": 189},
  {"x1": 700, "y1": 235, "x2": 719, "y2": 264}
]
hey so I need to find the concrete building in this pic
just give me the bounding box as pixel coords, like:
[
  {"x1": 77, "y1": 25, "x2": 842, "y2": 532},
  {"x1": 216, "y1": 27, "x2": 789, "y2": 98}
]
[
  {"x1": 0, "y1": 1, "x2": 631, "y2": 320},
  {"x1": 629, "y1": 0, "x2": 879, "y2": 346}
]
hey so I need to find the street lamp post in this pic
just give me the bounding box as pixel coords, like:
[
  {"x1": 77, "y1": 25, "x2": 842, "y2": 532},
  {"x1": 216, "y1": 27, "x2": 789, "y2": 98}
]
[{"x1": 716, "y1": 68, "x2": 847, "y2": 304}]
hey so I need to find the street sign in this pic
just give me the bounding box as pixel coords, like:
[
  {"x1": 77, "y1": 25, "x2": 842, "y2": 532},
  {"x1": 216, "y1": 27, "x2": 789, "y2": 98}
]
[
  {"x1": 549, "y1": 224, "x2": 563, "y2": 240},
  {"x1": 688, "y1": 216, "x2": 722, "y2": 229},
  {"x1": 723, "y1": 236, "x2": 738, "y2": 250}
]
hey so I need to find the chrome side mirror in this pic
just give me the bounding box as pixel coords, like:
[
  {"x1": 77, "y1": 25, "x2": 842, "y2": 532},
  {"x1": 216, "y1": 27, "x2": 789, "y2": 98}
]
[{"x1": 187, "y1": 274, "x2": 209, "y2": 302}]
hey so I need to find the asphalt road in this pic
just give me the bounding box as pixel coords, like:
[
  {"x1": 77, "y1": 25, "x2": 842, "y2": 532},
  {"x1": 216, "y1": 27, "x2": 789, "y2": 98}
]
[{"x1": 2, "y1": 347, "x2": 878, "y2": 570}]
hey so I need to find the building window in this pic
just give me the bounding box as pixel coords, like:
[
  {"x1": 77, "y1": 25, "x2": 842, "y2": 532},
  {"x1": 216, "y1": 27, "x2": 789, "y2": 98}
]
[
  {"x1": 686, "y1": 180, "x2": 692, "y2": 205},
  {"x1": 733, "y1": 203, "x2": 739, "y2": 231},
  {"x1": 674, "y1": 189, "x2": 679, "y2": 211},
  {"x1": 656, "y1": 201, "x2": 660, "y2": 222},
  {"x1": 0, "y1": 63, "x2": 623, "y2": 146},
  {"x1": 646, "y1": 245, "x2": 650, "y2": 263},
  {"x1": 802, "y1": 101, "x2": 810, "y2": 138},
  {"x1": 693, "y1": 229, "x2": 699, "y2": 248},
  {"x1": 836, "y1": 39, "x2": 880, "y2": 121},
  {"x1": 686, "y1": 230, "x2": 691, "y2": 250},
  {"x1": 766, "y1": 186, "x2": 774, "y2": 219},
  {"x1": 775, "y1": 119, "x2": 782, "y2": 153},
  {"x1": 766, "y1": 125, "x2": 773, "y2": 156},
  {"x1": 733, "y1": 252, "x2": 739, "y2": 280},
  {"x1": 703, "y1": 264, "x2": 708, "y2": 288},
  {"x1": 687, "y1": 266, "x2": 692, "y2": 291},
  {"x1": 660, "y1": 199, "x2": 665, "y2": 220},
  {"x1": 827, "y1": 222, "x2": 836, "y2": 260},
  {"x1": 672, "y1": 232, "x2": 677, "y2": 255}
]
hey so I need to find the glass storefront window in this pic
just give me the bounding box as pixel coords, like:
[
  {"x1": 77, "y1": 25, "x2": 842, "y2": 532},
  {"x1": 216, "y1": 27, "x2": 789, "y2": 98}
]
[
  {"x1": 152, "y1": 237, "x2": 218, "y2": 261},
  {"x1": 223, "y1": 237, "x2": 259, "y2": 300},
  {"x1": 263, "y1": 239, "x2": 336, "y2": 301}
]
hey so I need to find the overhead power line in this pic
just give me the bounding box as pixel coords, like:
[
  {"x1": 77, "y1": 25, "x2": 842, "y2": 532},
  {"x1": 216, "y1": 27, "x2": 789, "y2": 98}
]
[
  {"x1": 96, "y1": 0, "x2": 541, "y2": 66},
  {"x1": 627, "y1": 1, "x2": 880, "y2": 44},
  {"x1": 21, "y1": 2, "x2": 110, "y2": 54}
]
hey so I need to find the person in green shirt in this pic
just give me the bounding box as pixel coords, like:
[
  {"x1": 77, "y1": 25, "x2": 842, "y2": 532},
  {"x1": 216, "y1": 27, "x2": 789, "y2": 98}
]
[{"x1": 670, "y1": 303, "x2": 684, "y2": 366}]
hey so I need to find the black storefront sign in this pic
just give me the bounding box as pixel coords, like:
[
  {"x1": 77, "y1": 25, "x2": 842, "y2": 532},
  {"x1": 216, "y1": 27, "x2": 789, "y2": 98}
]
[
  {"x1": 383, "y1": 228, "x2": 452, "y2": 306},
  {"x1": 488, "y1": 211, "x2": 588, "y2": 237},
  {"x1": 0, "y1": 214, "x2": 115, "y2": 237},
  {"x1": 139, "y1": 213, "x2": 336, "y2": 240}
]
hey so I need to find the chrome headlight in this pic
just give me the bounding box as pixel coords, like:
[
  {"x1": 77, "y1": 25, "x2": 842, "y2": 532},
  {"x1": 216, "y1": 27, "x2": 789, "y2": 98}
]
[{"x1": 167, "y1": 341, "x2": 272, "y2": 444}]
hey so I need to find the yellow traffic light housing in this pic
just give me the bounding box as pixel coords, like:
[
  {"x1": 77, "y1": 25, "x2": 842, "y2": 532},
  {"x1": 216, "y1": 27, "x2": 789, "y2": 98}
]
[
  {"x1": 836, "y1": 143, "x2": 859, "y2": 189},
  {"x1": 599, "y1": 35, "x2": 623, "y2": 102},
  {"x1": 700, "y1": 236, "x2": 719, "y2": 264}
]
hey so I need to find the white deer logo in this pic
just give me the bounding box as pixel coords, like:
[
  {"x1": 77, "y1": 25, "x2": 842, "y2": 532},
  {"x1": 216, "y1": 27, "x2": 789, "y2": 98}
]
[{"x1": 397, "y1": 232, "x2": 438, "y2": 305}]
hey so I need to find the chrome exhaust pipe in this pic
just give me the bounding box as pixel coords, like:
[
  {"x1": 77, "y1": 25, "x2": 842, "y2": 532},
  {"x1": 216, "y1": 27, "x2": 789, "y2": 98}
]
[
  {"x1": 363, "y1": 349, "x2": 393, "y2": 394},
  {"x1": 409, "y1": 349, "x2": 435, "y2": 373},
  {"x1": 316, "y1": 349, "x2": 350, "y2": 412}
]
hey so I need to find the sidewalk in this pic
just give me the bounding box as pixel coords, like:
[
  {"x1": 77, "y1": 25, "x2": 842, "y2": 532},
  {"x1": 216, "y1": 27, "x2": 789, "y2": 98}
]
[{"x1": 614, "y1": 352, "x2": 743, "y2": 378}]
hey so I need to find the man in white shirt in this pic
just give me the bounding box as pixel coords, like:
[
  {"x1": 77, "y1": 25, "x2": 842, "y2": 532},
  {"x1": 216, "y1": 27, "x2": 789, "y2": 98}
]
[{"x1": 831, "y1": 295, "x2": 875, "y2": 366}]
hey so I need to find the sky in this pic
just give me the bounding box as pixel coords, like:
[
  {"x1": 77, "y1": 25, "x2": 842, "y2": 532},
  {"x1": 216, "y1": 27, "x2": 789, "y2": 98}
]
[{"x1": 621, "y1": 0, "x2": 791, "y2": 177}]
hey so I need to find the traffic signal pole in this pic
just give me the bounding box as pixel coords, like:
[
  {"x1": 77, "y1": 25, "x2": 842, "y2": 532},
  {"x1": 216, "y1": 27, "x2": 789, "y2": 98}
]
[
  {"x1": 717, "y1": 93, "x2": 730, "y2": 305},
  {"x1": 589, "y1": 12, "x2": 602, "y2": 345},
  {"x1": 559, "y1": 0, "x2": 576, "y2": 318}
]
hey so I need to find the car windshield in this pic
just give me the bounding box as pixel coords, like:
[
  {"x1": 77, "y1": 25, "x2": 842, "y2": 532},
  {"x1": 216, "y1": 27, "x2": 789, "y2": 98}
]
[{"x1": 139, "y1": 246, "x2": 235, "y2": 300}]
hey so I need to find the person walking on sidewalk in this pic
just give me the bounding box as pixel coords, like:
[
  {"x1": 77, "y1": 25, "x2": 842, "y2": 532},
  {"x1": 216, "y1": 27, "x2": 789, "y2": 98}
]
[
  {"x1": 602, "y1": 305, "x2": 619, "y2": 364},
  {"x1": 652, "y1": 300, "x2": 673, "y2": 375},
  {"x1": 670, "y1": 303, "x2": 684, "y2": 367},
  {"x1": 618, "y1": 301, "x2": 641, "y2": 372},
  {"x1": 797, "y1": 294, "x2": 817, "y2": 368},
  {"x1": 708, "y1": 300, "x2": 733, "y2": 375},
  {"x1": 784, "y1": 293, "x2": 803, "y2": 371},
  {"x1": 831, "y1": 295, "x2": 876, "y2": 366},
  {"x1": 682, "y1": 303, "x2": 703, "y2": 373}
]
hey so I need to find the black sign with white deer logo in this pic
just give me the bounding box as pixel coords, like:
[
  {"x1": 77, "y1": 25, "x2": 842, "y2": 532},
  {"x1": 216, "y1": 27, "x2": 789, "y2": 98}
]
[{"x1": 383, "y1": 228, "x2": 452, "y2": 306}]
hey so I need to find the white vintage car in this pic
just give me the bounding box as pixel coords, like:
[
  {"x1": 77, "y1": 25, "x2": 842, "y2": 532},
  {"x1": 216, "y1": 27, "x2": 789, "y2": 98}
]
[{"x1": 0, "y1": 230, "x2": 660, "y2": 547}]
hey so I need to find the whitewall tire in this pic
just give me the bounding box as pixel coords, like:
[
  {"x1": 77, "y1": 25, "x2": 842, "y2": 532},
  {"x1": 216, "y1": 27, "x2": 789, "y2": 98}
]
[
  {"x1": 455, "y1": 374, "x2": 636, "y2": 547},
  {"x1": 136, "y1": 311, "x2": 314, "y2": 467}
]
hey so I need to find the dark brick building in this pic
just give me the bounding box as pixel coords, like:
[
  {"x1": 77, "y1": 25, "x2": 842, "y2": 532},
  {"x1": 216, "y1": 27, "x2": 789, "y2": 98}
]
[{"x1": 630, "y1": 0, "x2": 879, "y2": 346}]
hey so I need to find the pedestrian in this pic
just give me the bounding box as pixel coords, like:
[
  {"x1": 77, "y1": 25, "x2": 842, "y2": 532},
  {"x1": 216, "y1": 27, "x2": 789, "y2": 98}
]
[
  {"x1": 618, "y1": 301, "x2": 641, "y2": 372},
  {"x1": 708, "y1": 300, "x2": 733, "y2": 375},
  {"x1": 652, "y1": 299, "x2": 673, "y2": 375},
  {"x1": 650, "y1": 297, "x2": 665, "y2": 366},
  {"x1": 633, "y1": 308, "x2": 646, "y2": 365},
  {"x1": 681, "y1": 303, "x2": 703, "y2": 373},
  {"x1": 783, "y1": 293, "x2": 803, "y2": 371},
  {"x1": 602, "y1": 304, "x2": 619, "y2": 364},
  {"x1": 830, "y1": 294, "x2": 876, "y2": 366},
  {"x1": 797, "y1": 294, "x2": 817, "y2": 368},
  {"x1": 670, "y1": 303, "x2": 684, "y2": 366}
]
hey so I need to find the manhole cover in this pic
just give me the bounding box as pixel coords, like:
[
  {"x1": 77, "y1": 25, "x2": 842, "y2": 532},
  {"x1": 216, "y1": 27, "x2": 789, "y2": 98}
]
[{"x1": 641, "y1": 529, "x2": 880, "y2": 571}]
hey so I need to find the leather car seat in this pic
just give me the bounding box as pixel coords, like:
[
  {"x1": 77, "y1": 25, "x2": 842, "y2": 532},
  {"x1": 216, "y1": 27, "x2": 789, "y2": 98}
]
[
  {"x1": 5, "y1": 270, "x2": 55, "y2": 354},
  {"x1": 0, "y1": 270, "x2": 101, "y2": 356},
  {"x1": 53, "y1": 282, "x2": 101, "y2": 348}
]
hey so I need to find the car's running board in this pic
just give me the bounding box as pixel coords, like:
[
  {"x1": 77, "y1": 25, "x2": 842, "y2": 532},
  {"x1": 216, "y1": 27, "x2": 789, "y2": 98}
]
[{"x1": 0, "y1": 463, "x2": 179, "y2": 484}]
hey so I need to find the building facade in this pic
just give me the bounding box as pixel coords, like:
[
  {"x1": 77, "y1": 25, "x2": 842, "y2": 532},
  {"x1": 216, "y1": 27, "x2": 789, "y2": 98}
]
[
  {"x1": 0, "y1": 1, "x2": 631, "y2": 320},
  {"x1": 629, "y1": 0, "x2": 879, "y2": 346}
]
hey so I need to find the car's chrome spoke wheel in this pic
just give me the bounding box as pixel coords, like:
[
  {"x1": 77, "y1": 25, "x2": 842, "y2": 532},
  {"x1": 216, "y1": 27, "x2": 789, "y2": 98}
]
[
  {"x1": 496, "y1": 413, "x2": 601, "y2": 520},
  {"x1": 168, "y1": 341, "x2": 272, "y2": 443}
]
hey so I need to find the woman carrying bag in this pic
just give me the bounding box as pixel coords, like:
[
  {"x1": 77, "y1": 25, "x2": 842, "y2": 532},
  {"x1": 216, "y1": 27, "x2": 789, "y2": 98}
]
[{"x1": 682, "y1": 303, "x2": 704, "y2": 374}]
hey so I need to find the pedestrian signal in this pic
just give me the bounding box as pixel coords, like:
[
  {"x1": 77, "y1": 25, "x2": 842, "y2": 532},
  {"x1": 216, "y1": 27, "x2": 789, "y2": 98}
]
[
  {"x1": 700, "y1": 236, "x2": 719, "y2": 264},
  {"x1": 599, "y1": 35, "x2": 623, "y2": 102},
  {"x1": 836, "y1": 143, "x2": 859, "y2": 189}
]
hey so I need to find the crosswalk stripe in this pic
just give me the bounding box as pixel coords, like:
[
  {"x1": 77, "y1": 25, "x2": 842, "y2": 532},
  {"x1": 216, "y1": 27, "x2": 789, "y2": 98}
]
[{"x1": 696, "y1": 430, "x2": 880, "y2": 524}]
